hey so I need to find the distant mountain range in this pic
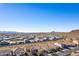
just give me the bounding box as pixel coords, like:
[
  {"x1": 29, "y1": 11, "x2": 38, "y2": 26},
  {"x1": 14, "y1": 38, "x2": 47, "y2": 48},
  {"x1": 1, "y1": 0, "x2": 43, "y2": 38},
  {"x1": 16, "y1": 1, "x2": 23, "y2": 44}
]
[
  {"x1": 0, "y1": 31, "x2": 19, "y2": 34},
  {"x1": 70, "y1": 29, "x2": 79, "y2": 32},
  {"x1": 0, "y1": 29, "x2": 79, "y2": 34}
]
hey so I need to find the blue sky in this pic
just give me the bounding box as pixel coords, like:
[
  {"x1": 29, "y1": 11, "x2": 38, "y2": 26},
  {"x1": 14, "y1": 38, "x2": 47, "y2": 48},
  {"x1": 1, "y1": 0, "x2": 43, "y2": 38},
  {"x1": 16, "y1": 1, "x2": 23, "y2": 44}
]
[{"x1": 0, "y1": 3, "x2": 79, "y2": 32}]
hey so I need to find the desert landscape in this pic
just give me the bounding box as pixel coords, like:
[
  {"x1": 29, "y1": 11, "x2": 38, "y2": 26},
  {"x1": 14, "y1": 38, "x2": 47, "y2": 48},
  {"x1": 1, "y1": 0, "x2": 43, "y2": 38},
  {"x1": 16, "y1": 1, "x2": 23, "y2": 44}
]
[
  {"x1": 0, "y1": 30, "x2": 79, "y2": 56},
  {"x1": 0, "y1": 3, "x2": 79, "y2": 56}
]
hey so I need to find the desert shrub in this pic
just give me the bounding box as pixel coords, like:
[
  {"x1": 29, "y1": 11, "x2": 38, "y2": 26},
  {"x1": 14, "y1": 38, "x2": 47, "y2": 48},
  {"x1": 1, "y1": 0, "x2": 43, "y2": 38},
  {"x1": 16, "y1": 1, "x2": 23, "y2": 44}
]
[
  {"x1": 31, "y1": 48, "x2": 38, "y2": 56},
  {"x1": 24, "y1": 52, "x2": 29, "y2": 56},
  {"x1": 39, "y1": 50, "x2": 48, "y2": 56},
  {"x1": 14, "y1": 48, "x2": 25, "y2": 56}
]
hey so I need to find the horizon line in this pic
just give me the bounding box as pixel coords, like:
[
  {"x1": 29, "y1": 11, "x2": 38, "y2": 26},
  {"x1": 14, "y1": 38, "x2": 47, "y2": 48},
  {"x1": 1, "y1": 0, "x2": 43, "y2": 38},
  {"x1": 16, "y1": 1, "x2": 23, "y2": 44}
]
[{"x1": 0, "y1": 29, "x2": 79, "y2": 33}]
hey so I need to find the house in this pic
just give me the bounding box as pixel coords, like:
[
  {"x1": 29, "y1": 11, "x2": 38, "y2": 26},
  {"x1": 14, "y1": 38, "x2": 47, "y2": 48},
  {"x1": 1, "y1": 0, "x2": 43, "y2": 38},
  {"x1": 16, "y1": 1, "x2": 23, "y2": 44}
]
[
  {"x1": 52, "y1": 36, "x2": 63, "y2": 40},
  {"x1": 29, "y1": 40, "x2": 35, "y2": 43},
  {"x1": 24, "y1": 40, "x2": 31, "y2": 44},
  {"x1": 2, "y1": 36, "x2": 11, "y2": 40},
  {"x1": 9, "y1": 41, "x2": 17, "y2": 45},
  {"x1": 39, "y1": 39, "x2": 44, "y2": 42},
  {"x1": 34, "y1": 38, "x2": 39, "y2": 42},
  {"x1": 0, "y1": 41, "x2": 10, "y2": 46},
  {"x1": 23, "y1": 39, "x2": 28, "y2": 43},
  {"x1": 42, "y1": 37, "x2": 49, "y2": 41},
  {"x1": 16, "y1": 41, "x2": 24, "y2": 44},
  {"x1": 49, "y1": 37, "x2": 55, "y2": 40}
]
